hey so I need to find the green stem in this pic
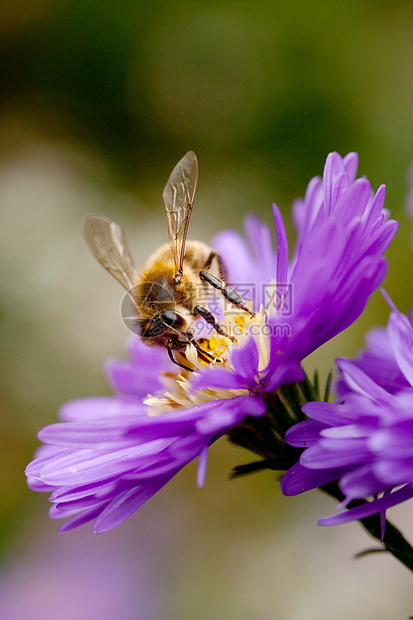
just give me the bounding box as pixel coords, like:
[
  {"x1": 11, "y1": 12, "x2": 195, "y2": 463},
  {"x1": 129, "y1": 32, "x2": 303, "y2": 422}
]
[
  {"x1": 229, "y1": 376, "x2": 413, "y2": 574},
  {"x1": 228, "y1": 376, "x2": 413, "y2": 571}
]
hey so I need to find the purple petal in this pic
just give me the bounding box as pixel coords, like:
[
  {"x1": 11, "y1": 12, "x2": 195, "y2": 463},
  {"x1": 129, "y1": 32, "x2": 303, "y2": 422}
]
[
  {"x1": 363, "y1": 184, "x2": 386, "y2": 232},
  {"x1": 302, "y1": 402, "x2": 356, "y2": 426},
  {"x1": 59, "y1": 397, "x2": 147, "y2": 422},
  {"x1": 105, "y1": 358, "x2": 160, "y2": 397},
  {"x1": 195, "y1": 394, "x2": 266, "y2": 434},
  {"x1": 292, "y1": 176, "x2": 322, "y2": 243},
  {"x1": 280, "y1": 461, "x2": 347, "y2": 496},
  {"x1": 26, "y1": 477, "x2": 55, "y2": 492},
  {"x1": 59, "y1": 501, "x2": 111, "y2": 533},
  {"x1": 262, "y1": 360, "x2": 305, "y2": 392},
  {"x1": 343, "y1": 152, "x2": 358, "y2": 183},
  {"x1": 357, "y1": 220, "x2": 398, "y2": 261},
  {"x1": 336, "y1": 322, "x2": 409, "y2": 396},
  {"x1": 300, "y1": 439, "x2": 371, "y2": 469},
  {"x1": 284, "y1": 419, "x2": 327, "y2": 448},
  {"x1": 373, "y1": 458, "x2": 413, "y2": 486},
  {"x1": 50, "y1": 503, "x2": 84, "y2": 520},
  {"x1": 369, "y1": 420, "x2": 413, "y2": 458},
  {"x1": 50, "y1": 477, "x2": 119, "y2": 503},
  {"x1": 318, "y1": 485, "x2": 413, "y2": 526},
  {"x1": 197, "y1": 446, "x2": 209, "y2": 488},
  {"x1": 244, "y1": 214, "x2": 277, "y2": 284},
  {"x1": 212, "y1": 230, "x2": 252, "y2": 284},
  {"x1": 25, "y1": 448, "x2": 71, "y2": 478},
  {"x1": 127, "y1": 335, "x2": 172, "y2": 371},
  {"x1": 230, "y1": 337, "x2": 259, "y2": 383},
  {"x1": 336, "y1": 359, "x2": 392, "y2": 403},
  {"x1": 38, "y1": 419, "x2": 145, "y2": 448},
  {"x1": 191, "y1": 367, "x2": 244, "y2": 391},
  {"x1": 53, "y1": 479, "x2": 141, "y2": 511},
  {"x1": 37, "y1": 441, "x2": 173, "y2": 486},
  {"x1": 321, "y1": 424, "x2": 367, "y2": 439},
  {"x1": 334, "y1": 178, "x2": 371, "y2": 224},
  {"x1": 91, "y1": 475, "x2": 175, "y2": 533},
  {"x1": 339, "y1": 465, "x2": 385, "y2": 500},
  {"x1": 272, "y1": 203, "x2": 289, "y2": 286},
  {"x1": 388, "y1": 311, "x2": 413, "y2": 387},
  {"x1": 323, "y1": 152, "x2": 345, "y2": 215}
]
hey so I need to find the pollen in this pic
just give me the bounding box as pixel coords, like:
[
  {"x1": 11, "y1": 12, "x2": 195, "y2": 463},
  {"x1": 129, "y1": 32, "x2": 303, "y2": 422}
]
[{"x1": 144, "y1": 306, "x2": 270, "y2": 416}]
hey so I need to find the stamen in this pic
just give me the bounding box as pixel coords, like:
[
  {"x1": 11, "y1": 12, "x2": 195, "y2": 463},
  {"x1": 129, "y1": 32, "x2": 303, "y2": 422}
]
[{"x1": 146, "y1": 308, "x2": 270, "y2": 415}]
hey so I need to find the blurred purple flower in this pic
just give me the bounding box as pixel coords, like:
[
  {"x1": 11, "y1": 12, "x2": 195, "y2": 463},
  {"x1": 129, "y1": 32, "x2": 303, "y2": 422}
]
[
  {"x1": 26, "y1": 152, "x2": 397, "y2": 532},
  {"x1": 281, "y1": 303, "x2": 413, "y2": 526},
  {"x1": 0, "y1": 526, "x2": 161, "y2": 620}
]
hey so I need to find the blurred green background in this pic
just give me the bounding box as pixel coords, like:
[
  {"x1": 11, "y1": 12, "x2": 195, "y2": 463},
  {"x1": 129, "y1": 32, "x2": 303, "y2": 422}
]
[{"x1": 1, "y1": 1, "x2": 413, "y2": 618}]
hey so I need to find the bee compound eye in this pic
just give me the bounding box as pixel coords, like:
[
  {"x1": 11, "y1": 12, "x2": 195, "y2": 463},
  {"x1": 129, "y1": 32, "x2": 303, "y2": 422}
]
[
  {"x1": 141, "y1": 318, "x2": 166, "y2": 338},
  {"x1": 161, "y1": 310, "x2": 184, "y2": 329}
]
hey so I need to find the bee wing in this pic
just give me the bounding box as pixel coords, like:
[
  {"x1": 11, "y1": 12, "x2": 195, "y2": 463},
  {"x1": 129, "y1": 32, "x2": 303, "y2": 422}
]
[
  {"x1": 163, "y1": 151, "x2": 198, "y2": 275},
  {"x1": 82, "y1": 214, "x2": 137, "y2": 291}
]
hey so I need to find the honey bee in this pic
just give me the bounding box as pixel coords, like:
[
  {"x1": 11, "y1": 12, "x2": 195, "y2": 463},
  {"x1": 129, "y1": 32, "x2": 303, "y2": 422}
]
[{"x1": 83, "y1": 151, "x2": 254, "y2": 371}]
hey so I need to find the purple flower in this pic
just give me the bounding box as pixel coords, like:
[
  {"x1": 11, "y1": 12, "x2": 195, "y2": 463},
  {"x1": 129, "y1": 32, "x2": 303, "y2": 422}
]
[
  {"x1": 26, "y1": 152, "x2": 397, "y2": 532},
  {"x1": 281, "y1": 302, "x2": 413, "y2": 527},
  {"x1": 0, "y1": 525, "x2": 162, "y2": 620}
]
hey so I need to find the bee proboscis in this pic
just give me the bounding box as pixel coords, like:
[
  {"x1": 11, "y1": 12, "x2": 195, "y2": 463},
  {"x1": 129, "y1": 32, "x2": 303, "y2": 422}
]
[{"x1": 83, "y1": 151, "x2": 254, "y2": 371}]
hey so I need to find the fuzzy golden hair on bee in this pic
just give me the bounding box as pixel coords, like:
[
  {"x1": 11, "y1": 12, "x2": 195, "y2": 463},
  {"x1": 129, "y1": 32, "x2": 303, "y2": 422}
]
[{"x1": 82, "y1": 151, "x2": 255, "y2": 372}]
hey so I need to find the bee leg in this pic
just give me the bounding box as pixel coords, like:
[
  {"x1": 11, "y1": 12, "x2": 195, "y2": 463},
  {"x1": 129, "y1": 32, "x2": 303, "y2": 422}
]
[
  {"x1": 202, "y1": 251, "x2": 227, "y2": 280},
  {"x1": 167, "y1": 348, "x2": 195, "y2": 373},
  {"x1": 193, "y1": 305, "x2": 227, "y2": 336},
  {"x1": 190, "y1": 338, "x2": 221, "y2": 372},
  {"x1": 199, "y1": 271, "x2": 256, "y2": 318},
  {"x1": 191, "y1": 339, "x2": 218, "y2": 363}
]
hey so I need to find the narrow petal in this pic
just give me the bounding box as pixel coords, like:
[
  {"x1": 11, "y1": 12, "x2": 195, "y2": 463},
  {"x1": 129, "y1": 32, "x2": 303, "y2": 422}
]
[
  {"x1": 59, "y1": 501, "x2": 111, "y2": 532},
  {"x1": 59, "y1": 396, "x2": 147, "y2": 422},
  {"x1": 245, "y1": 214, "x2": 277, "y2": 283},
  {"x1": 272, "y1": 203, "x2": 289, "y2": 286},
  {"x1": 191, "y1": 367, "x2": 245, "y2": 391},
  {"x1": 369, "y1": 420, "x2": 413, "y2": 458},
  {"x1": 195, "y1": 394, "x2": 266, "y2": 434},
  {"x1": 363, "y1": 184, "x2": 386, "y2": 232},
  {"x1": 336, "y1": 359, "x2": 392, "y2": 404},
  {"x1": 334, "y1": 178, "x2": 371, "y2": 224},
  {"x1": 38, "y1": 419, "x2": 143, "y2": 448},
  {"x1": 339, "y1": 465, "x2": 385, "y2": 500},
  {"x1": 373, "y1": 458, "x2": 413, "y2": 485},
  {"x1": 343, "y1": 152, "x2": 358, "y2": 183},
  {"x1": 321, "y1": 424, "x2": 368, "y2": 439},
  {"x1": 323, "y1": 152, "x2": 345, "y2": 215},
  {"x1": 262, "y1": 360, "x2": 305, "y2": 392},
  {"x1": 388, "y1": 311, "x2": 413, "y2": 387},
  {"x1": 38, "y1": 441, "x2": 172, "y2": 486},
  {"x1": 212, "y1": 230, "x2": 252, "y2": 284},
  {"x1": 281, "y1": 461, "x2": 347, "y2": 496},
  {"x1": 284, "y1": 419, "x2": 327, "y2": 448},
  {"x1": 302, "y1": 402, "x2": 356, "y2": 426},
  {"x1": 91, "y1": 476, "x2": 175, "y2": 533},
  {"x1": 197, "y1": 447, "x2": 209, "y2": 488},
  {"x1": 318, "y1": 485, "x2": 413, "y2": 526},
  {"x1": 300, "y1": 439, "x2": 371, "y2": 469},
  {"x1": 230, "y1": 337, "x2": 259, "y2": 383}
]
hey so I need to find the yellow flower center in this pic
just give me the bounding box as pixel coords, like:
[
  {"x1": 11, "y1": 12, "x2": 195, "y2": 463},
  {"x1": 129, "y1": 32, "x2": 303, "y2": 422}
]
[{"x1": 144, "y1": 305, "x2": 271, "y2": 416}]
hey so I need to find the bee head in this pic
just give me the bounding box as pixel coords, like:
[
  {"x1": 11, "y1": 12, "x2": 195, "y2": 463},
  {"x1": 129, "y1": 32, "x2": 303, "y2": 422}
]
[{"x1": 140, "y1": 310, "x2": 191, "y2": 350}]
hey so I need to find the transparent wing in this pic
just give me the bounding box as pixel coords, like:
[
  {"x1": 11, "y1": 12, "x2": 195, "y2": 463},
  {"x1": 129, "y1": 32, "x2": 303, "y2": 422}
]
[
  {"x1": 163, "y1": 151, "x2": 198, "y2": 275},
  {"x1": 82, "y1": 214, "x2": 137, "y2": 291}
]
